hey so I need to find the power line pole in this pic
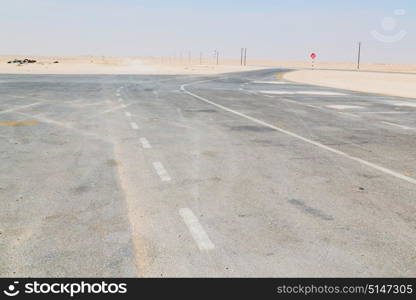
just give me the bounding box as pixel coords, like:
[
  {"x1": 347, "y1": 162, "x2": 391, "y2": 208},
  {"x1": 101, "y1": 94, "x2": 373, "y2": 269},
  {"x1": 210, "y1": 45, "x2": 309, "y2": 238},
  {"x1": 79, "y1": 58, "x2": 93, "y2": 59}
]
[
  {"x1": 240, "y1": 48, "x2": 244, "y2": 66},
  {"x1": 243, "y1": 48, "x2": 247, "y2": 66},
  {"x1": 357, "y1": 42, "x2": 361, "y2": 70},
  {"x1": 216, "y1": 50, "x2": 219, "y2": 65}
]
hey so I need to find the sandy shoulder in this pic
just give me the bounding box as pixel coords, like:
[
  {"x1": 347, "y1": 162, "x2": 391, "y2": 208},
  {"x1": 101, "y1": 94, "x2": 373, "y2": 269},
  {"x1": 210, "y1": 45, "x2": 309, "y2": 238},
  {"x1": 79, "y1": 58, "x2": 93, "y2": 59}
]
[
  {"x1": 284, "y1": 70, "x2": 416, "y2": 99},
  {"x1": 0, "y1": 56, "x2": 266, "y2": 75}
]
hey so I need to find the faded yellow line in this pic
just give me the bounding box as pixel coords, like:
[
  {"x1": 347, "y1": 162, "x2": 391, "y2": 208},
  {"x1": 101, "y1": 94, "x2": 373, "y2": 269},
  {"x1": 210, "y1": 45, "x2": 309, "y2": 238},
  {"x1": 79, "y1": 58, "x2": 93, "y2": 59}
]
[{"x1": 0, "y1": 120, "x2": 39, "y2": 126}]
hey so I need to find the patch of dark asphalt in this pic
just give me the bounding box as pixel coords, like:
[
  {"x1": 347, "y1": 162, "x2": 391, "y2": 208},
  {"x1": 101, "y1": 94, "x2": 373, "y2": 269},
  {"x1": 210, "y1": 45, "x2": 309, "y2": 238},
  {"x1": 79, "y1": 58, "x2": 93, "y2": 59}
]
[
  {"x1": 71, "y1": 185, "x2": 91, "y2": 194},
  {"x1": 107, "y1": 159, "x2": 120, "y2": 167},
  {"x1": 288, "y1": 199, "x2": 334, "y2": 221}
]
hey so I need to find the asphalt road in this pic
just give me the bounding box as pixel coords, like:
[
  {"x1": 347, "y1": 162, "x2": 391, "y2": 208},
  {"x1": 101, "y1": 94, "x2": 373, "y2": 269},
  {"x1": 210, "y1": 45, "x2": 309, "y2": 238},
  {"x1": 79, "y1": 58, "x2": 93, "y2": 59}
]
[{"x1": 1, "y1": 69, "x2": 415, "y2": 277}]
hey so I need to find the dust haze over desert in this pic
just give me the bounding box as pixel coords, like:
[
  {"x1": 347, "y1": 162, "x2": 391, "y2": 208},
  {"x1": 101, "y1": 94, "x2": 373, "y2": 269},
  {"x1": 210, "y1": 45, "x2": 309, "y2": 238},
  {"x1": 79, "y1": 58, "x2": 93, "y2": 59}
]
[{"x1": 1, "y1": 0, "x2": 415, "y2": 97}]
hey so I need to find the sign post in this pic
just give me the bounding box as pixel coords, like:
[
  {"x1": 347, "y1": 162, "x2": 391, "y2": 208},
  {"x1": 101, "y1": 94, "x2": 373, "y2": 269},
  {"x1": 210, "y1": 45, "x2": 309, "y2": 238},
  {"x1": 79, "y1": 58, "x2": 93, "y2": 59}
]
[{"x1": 310, "y1": 52, "x2": 317, "y2": 69}]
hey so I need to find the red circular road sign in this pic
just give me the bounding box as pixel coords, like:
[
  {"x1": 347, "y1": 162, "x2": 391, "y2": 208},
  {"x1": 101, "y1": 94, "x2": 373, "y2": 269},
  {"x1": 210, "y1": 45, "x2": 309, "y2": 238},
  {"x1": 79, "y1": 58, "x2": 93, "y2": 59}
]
[{"x1": 310, "y1": 53, "x2": 317, "y2": 60}]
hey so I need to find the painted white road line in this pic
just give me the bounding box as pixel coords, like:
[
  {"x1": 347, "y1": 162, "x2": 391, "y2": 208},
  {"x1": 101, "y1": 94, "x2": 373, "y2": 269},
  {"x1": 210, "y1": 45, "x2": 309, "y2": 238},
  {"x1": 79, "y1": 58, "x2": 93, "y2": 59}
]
[
  {"x1": 125, "y1": 112, "x2": 132, "y2": 117},
  {"x1": 355, "y1": 111, "x2": 410, "y2": 114},
  {"x1": 98, "y1": 105, "x2": 126, "y2": 115},
  {"x1": 260, "y1": 90, "x2": 346, "y2": 96},
  {"x1": 179, "y1": 208, "x2": 215, "y2": 251},
  {"x1": 268, "y1": 97, "x2": 323, "y2": 110},
  {"x1": 253, "y1": 80, "x2": 289, "y2": 85},
  {"x1": 297, "y1": 91, "x2": 347, "y2": 96},
  {"x1": 182, "y1": 85, "x2": 416, "y2": 186},
  {"x1": 386, "y1": 101, "x2": 416, "y2": 108},
  {"x1": 260, "y1": 91, "x2": 296, "y2": 95},
  {"x1": 0, "y1": 102, "x2": 42, "y2": 115},
  {"x1": 116, "y1": 93, "x2": 121, "y2": 97},
  {"x1": 130, "y1": 122, "x2": 139, "y2": 130},
  {"x1": 326, "y1": 105, "x2": 364, "y2": 110},
  {"x1": 381, "y1": 121, "x2": 414, "y2": 130},
  {"x1": 17, "y1": 111, "x2": 111, "y2": 143},
  {"x1": 152, "y1": 162, "x2": 171, "y2": 182},
  {"x1": 139, "y1": 137, "x2": 152, "y2": 149}
]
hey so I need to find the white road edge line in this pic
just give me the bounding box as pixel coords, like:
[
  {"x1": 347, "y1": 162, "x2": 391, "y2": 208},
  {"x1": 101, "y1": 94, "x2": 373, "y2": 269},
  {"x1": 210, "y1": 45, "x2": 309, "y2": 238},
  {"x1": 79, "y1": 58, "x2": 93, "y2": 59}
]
[
  {"x1": 130, "y1": 122, "x2": 139, "y2": 130},
  {"x1": 0, "y1": 102, "x2": 42, "y2": 115},
  {"x1": 139, "y1": 137, "x2": 152, "y2": 149},
  {"x1": 381, "y1": 121, "x2": 413, "y2": 130},
  {"x1": 181, "y1": 84, "x2": 416, "y2": 186},
  {"x1": 152, "y1": 161, "x2": 171, "y2": 181},
  {"x1": 179, "y1": 208, "x2": 215, "y2": 251}
]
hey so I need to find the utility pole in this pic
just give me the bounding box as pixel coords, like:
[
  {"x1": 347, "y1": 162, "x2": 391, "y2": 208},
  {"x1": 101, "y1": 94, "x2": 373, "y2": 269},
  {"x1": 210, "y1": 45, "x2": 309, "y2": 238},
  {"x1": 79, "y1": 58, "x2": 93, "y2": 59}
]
[
  {"x1": 357, "y1": 42, "x2": 361, "y2": 70},
  {"x1": 216, "y1": 50, "x2": 219, "y2": 65},
  {"x1": 240, "y1": 48, "x2": 244, "y2": 66},
  {"x1": 243, "y1": 48, "x2": 247, "y2": 66}
]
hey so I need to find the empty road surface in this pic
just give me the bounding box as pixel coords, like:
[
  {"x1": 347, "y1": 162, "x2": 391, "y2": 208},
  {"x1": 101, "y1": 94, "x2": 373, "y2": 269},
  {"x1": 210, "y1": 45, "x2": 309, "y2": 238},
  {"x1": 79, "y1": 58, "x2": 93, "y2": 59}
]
[{"x1": 1, "y1": 69, "x2": 416, "y2": 277}]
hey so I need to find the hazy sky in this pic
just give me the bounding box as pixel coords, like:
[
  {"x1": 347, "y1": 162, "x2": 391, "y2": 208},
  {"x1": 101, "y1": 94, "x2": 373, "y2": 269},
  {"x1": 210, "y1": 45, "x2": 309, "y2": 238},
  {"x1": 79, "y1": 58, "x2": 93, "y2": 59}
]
[{"x1": 1, "y1": 0, "x2": 415, "y2": 63}]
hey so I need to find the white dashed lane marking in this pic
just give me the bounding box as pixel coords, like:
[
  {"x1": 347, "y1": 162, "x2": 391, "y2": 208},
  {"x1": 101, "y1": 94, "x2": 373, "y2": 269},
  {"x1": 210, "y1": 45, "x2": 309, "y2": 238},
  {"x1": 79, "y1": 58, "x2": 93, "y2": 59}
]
[
  {"x1": 260, "y1": 90, "x2": 347, "y2": 96},
  {"x1": 125, "y1": 112, "x2": 132, "y2": 117},
  {"x1": 130, "y1": 122, "x2": 139, "y2": 130},
  {"x1": 139, "y1": 137, "x2": 152, "y2": 149},
  {"x1": 253, "y1": 80, "x2": 291, "y2": 85},
  {"x1": 152, "y1": 162, "x2": 171, "y2": 182},
  {"x1": 326, "y1": 105, "x2": 364, "y2": 110},
  {"x1": 179, "y1": 208, "x2": 215, "y2": 251},
  {"x1": 386, "y1": 101, "x2": 416, "y2": 108}
]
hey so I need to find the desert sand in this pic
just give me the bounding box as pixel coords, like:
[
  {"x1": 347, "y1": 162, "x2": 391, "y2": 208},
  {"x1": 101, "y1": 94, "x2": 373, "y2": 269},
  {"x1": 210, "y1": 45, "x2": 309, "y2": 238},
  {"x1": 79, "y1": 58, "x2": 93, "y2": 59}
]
[
  {"x1": 284, "y1": 70, "x2": 416, "y2": 99},
  {"x1": 1, "y1": 55, "x2": 416, "y2": 75},
  {"x1": 1, "y1": 55, "x2": 416, "y2": 98},
  {"x1": 0, "y1": 55, "x2": 266, "y2": 75}
]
